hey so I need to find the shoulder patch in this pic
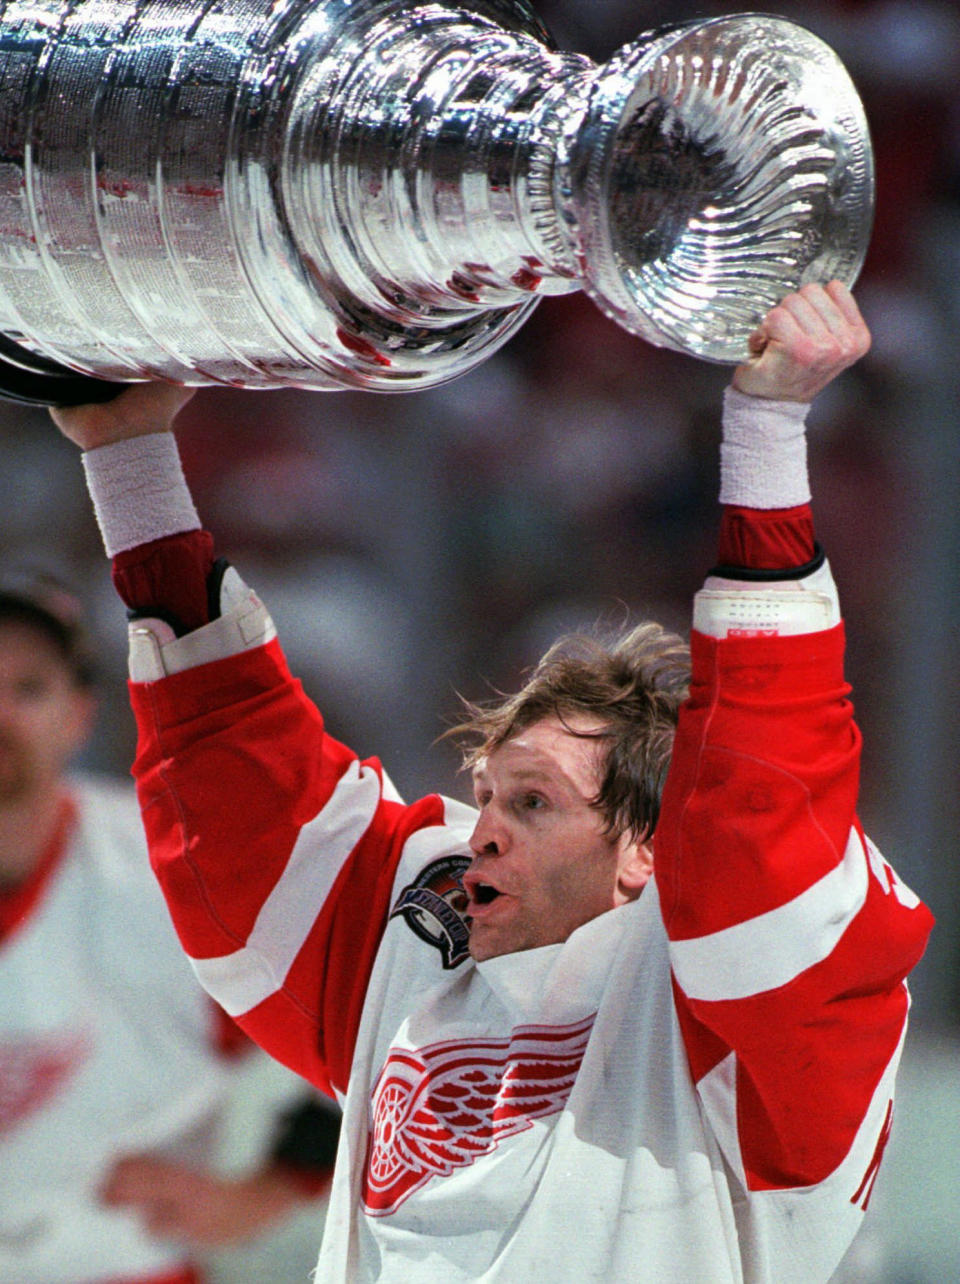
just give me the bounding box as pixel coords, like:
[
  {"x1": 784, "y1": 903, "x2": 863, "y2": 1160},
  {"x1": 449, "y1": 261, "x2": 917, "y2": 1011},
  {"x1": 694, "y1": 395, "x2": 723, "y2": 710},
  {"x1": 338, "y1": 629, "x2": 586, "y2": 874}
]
[{"x1": 390, "y1": 855, "x2": 471, "y2": 969}]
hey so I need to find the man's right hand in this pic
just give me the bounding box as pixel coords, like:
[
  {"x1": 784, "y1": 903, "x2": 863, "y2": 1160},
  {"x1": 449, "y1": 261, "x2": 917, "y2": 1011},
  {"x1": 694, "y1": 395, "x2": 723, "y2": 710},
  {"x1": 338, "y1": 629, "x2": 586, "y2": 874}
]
[{"x1": 49, "y1": 381, "x2": 196, "y2": 451}]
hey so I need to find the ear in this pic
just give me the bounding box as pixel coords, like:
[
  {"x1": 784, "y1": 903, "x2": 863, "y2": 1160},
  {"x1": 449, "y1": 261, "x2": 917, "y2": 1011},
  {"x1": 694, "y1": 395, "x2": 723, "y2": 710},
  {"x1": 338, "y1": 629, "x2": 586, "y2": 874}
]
[{"x1": 614, "y1": 834, "x2": 654, "y2": 904}]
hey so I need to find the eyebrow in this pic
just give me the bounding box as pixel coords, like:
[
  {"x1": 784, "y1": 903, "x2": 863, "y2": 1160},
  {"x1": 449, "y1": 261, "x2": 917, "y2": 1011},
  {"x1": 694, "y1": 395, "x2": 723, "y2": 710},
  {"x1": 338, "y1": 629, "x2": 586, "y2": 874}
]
[
  {"x1": 473, "y1": 761, "x2": 551, "y2": 783},
  {"x1": 472, "y1": 762, "x2": 579, "y2": 796},
  {"x1": 502, "y1": 767, "x2": 556, "y2": 785}
]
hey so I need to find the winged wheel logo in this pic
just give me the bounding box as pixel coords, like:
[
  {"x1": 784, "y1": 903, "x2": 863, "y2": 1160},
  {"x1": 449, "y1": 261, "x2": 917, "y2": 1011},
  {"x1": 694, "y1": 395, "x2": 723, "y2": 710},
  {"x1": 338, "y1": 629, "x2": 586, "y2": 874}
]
[{"x1": 364, "y1": 1015, "x2": 595, "y2": 1215}]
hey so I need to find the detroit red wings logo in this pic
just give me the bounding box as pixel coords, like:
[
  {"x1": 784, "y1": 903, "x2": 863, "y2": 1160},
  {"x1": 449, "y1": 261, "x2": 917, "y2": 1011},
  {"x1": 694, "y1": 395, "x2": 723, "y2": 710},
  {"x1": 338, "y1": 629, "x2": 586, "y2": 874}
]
[
  {"x1": 363, "y1": 1015, "x2": 595, "y2": 1215},
  {"x1": 0, "y1": 1030, "x2": 90, "y2": 1135}
]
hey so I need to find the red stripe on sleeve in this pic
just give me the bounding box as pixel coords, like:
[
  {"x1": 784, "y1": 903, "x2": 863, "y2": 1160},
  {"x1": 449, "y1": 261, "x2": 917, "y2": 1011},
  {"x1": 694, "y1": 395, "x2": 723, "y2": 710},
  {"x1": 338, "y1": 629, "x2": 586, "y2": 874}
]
[{"x1": 232, "y1": 795, "x2": 450, "y2": 1098}]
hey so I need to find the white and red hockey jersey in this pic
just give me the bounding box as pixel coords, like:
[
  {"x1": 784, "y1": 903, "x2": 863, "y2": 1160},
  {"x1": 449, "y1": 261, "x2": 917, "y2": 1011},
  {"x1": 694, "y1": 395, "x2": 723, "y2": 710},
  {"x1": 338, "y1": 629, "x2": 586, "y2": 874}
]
[
  {"x1": 0, "y1": 776, "x2": 235, "y2": 1284},
  {"x1": 125, "y1": 560, "x2": 932, "y2": 1282}
]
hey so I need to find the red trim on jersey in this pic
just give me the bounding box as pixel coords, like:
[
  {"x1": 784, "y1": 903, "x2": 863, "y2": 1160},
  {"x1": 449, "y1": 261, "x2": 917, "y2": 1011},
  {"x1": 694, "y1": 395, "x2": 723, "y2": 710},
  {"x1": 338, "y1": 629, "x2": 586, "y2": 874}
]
[
  {"x1": 112, "y1": 510, "x2": 934, "y2": 1202},
  {"x1": 113, "y1": 530, "x2": 215, "y2": 632},
  {"x1": 851, "y1": 1099, "x2": 894, "y2": 1211},
  {"x1": 670, "y1": 975, "x2": 730, "y2": 1083},
  {"x1": 717, "y1": 504, "x2": 815, "y2": 570},
  {"x1": 0, "y1": 795, "x2": 76, "y2": 945},
  {"x1": 109, "y1": 511, "x2": 815, "y2": 634}
]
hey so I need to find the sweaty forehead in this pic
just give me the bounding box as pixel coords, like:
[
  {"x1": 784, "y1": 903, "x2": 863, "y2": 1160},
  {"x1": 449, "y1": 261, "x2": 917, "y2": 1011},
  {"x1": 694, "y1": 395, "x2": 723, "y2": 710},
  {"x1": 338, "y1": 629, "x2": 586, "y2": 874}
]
[{"x1": 474, "y1": 715, "x2": 606, "y2": 793}]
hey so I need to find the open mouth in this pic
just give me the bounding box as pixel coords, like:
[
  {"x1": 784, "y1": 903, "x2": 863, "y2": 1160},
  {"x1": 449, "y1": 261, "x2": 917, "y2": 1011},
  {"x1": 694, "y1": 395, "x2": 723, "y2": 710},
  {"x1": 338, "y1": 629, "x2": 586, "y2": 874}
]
[
  {"x1": 462, "y1": 872, "x2": 505, "y2": 915},
  {"x1": 472, "y1": 883, "x2": 501, "y2": 906}
]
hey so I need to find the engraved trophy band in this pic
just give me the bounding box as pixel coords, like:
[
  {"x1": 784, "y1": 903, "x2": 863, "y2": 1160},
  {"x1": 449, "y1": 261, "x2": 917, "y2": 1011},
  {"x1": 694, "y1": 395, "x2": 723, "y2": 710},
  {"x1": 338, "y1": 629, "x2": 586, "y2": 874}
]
[{"x1": 0, "y1": 0, "x2": 874, "y2": 404}]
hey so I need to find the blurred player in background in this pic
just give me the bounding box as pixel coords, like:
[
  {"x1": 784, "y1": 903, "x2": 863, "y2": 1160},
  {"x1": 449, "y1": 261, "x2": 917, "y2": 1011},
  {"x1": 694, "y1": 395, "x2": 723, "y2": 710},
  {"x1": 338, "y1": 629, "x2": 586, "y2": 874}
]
[{"x1": 0, "y1": 571, "x2": 339, "y2": 1284}]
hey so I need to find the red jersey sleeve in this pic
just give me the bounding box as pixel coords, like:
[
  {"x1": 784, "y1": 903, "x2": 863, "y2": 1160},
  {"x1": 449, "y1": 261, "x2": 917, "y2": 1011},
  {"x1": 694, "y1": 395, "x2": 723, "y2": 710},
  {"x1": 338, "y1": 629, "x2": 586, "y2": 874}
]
[
  {"x1": 113, "y1": 529, "x2": 468, "y2": 1100},
  {"x1": 128, "y1": 636, "x2": 451, "y2": 1099},
  {"x1": 656, "y1": 622, "x2": 933, "y2": 1192}
]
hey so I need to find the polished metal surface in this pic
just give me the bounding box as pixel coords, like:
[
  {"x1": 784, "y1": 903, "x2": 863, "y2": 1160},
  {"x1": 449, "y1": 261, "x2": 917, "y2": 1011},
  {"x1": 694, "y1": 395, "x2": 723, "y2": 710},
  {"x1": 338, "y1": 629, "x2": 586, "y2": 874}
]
[{"x1": 0, "y1": 2, "x2": 873, "y2": 390}]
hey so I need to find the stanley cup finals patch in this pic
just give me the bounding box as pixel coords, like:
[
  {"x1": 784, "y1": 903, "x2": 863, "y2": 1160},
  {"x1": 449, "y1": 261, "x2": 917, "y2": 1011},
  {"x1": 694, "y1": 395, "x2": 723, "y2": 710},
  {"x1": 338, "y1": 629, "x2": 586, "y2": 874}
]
[{"x1": 390, "y1": 855, "x2": 471, "y2": 969}]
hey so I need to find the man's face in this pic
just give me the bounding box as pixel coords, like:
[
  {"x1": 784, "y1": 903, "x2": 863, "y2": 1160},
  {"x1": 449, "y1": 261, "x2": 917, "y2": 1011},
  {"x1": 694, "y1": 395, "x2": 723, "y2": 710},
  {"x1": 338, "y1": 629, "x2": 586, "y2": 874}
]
[
  {"x1": 0, "y1": 621, "x2": 93, "y2": 805},
  {"x1": 463, "y1": 715, "x2": 652, "y2": 962}
]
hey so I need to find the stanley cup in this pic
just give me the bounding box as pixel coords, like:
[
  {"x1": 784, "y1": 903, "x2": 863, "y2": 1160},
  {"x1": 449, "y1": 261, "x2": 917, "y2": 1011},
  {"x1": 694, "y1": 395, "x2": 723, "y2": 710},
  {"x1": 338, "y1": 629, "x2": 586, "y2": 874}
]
[{"x1": 0, "y1": 0, "x2": 874, "y2": 404}]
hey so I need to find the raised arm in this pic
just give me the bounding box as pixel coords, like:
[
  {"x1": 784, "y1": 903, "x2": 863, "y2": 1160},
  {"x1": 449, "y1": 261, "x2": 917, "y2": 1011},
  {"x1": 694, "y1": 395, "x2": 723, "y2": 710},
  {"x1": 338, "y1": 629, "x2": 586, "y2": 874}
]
[
  {"x1": 49, "y1": 387, "x2": 474, "y2": 1099},
  {"x1": 655, "y1": 285, "x2": 932, "y2": 1250}
]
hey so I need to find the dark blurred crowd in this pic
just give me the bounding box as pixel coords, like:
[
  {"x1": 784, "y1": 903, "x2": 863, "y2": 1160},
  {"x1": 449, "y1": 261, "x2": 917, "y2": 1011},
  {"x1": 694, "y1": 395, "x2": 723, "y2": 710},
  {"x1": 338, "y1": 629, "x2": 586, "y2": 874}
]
[{"x1": 1, "y1": 0, "x2": 957, "y2": 1023}]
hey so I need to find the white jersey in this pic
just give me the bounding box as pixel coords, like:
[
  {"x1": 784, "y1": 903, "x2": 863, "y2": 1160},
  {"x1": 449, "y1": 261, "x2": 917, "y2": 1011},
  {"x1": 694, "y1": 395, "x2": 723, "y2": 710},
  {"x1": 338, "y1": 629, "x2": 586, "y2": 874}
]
[
  {"x1": 0, "y1": 777, "x2": 234, "y2": 1284},
  {"x1": 336, "y1": 878, "x2": 759, "y2": 1282}
]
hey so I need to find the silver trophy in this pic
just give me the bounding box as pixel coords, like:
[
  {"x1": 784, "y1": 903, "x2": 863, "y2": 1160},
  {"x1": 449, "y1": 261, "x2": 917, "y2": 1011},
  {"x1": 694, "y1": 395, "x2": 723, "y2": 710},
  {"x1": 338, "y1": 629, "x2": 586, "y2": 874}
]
[{"x1": 0, "y1": 0, "x2": 873, "y2": 404}]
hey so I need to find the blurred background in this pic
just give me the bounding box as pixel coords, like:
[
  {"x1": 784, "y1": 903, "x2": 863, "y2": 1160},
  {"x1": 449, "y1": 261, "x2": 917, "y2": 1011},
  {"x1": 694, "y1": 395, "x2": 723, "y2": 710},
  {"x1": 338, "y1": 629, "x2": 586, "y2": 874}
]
[{"x1": 1, "y1": 0, "x2": 957, "y2": 1279}]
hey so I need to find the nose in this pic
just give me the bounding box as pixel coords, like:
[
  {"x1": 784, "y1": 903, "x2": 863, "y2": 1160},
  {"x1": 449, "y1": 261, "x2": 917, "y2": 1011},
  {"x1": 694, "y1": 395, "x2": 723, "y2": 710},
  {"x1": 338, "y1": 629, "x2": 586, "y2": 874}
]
[{"x1": 468, "y1": 806, "x2": 505, "y2": 857}]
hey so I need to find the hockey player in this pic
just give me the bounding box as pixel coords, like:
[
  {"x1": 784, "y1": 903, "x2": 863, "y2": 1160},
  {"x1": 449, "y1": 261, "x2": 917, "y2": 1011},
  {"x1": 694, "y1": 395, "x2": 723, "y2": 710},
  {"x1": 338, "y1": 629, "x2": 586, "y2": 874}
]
[{"x1": 50, "y1": 281, "x2": 932, "y2": 1281}]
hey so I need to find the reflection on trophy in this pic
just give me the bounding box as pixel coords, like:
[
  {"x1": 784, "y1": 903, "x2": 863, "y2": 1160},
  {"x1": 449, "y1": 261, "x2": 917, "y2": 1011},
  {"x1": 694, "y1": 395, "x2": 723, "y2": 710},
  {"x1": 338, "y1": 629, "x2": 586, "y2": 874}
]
[{"x1": 0, "y1": 0, "x2": 873, "y2": 404}]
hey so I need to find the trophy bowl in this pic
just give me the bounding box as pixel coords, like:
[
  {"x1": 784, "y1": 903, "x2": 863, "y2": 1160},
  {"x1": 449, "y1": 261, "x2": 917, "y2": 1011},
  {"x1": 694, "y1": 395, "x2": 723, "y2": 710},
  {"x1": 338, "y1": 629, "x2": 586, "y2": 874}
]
[{"x1": 567, "y1": 15, "x2": 873, "y2": 361}]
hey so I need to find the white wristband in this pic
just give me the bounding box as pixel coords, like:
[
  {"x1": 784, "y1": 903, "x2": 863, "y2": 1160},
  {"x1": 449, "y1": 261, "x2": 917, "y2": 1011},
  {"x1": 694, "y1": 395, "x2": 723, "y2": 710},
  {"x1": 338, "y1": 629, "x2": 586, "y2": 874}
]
[
  {"x1": 82, "y1": 432, "x2": 201, "y2": 557},
  {"x1": 719, "y1": 386, "x2": 811, "y2": 509}
]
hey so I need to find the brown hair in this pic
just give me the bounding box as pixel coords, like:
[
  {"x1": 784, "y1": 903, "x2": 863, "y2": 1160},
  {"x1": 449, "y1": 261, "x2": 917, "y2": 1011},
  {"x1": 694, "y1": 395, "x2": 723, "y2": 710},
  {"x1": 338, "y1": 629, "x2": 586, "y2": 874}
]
[{"x1": 448, "y1": 621, "x2": 690, "y2": 843}]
